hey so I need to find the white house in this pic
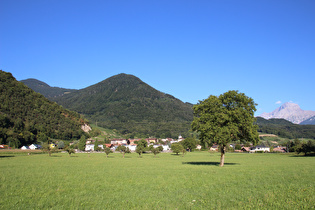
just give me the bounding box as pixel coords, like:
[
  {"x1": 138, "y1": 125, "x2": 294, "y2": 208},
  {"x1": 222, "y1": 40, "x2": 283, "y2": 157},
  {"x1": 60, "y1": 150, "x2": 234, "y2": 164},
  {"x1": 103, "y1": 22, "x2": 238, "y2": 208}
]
[
  {"x1": 250, "y1": 146, "x2": 270, "y2": 153},
  {"x1": 21, "y1": 146, "x2": 30, "y2": 150},
  {"x1": 29, "y1": 144, "x2": 41, "y2": 150},
  {"x1": 153, "y1": 145, "x2": 170, "y2": 151},
  {"x1": 85, "y1": 144, "x2": 104, "y2": 151},
  {"x1": 126, "y1": 145, "x2": 137, "y2": 152},
  {"x1": 177, "y1": 135, "x2": 184, "y2": 142}
]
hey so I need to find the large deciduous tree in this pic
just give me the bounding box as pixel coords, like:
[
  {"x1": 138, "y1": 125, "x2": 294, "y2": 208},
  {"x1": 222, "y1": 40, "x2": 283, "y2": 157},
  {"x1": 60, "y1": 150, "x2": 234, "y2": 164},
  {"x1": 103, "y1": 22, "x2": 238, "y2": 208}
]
[{"x1": 191, "y1": 90, "x2": 259, "y2": 167}]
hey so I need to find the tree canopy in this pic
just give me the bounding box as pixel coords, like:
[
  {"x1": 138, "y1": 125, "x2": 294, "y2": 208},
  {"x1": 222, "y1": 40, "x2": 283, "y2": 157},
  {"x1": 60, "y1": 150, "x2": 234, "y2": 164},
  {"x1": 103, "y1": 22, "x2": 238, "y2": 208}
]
[{"x1": 191, "y1": 90, "x2": 259, "y2": 166}]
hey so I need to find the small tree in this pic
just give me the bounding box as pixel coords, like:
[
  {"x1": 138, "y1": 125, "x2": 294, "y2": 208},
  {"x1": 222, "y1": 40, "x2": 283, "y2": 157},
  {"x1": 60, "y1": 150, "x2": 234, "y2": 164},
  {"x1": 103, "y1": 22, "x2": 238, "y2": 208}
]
[
  {"x1": 42, "y1": 142, "x2": 52, "y2": 156},
  {"x1": 58, "y1": 141, "x2": 65, "y2": 149},
  {"x1": 117, "y1": 145, "x2": 130, "y2": 158},
  {"x1": 78, "y1": 136, "x2": 86, "y2": 151},
  {"x1": 65, "y1": 146, "x2": 75, "y2": 156},
  {"x1": 94, "y1": 140, "x2": 101, "y2": 151},
  {"x1": 149, "y1": 147, "x2": 161, "y2": 157},
  {"x1": 104, "y1": 147, "x2": 113, "y2": 158},
  {"x1": 171, "y1": 143, "x2": 184, "y2": 155},
  {"x1": 135, "y1": 139, "x2": 147, "y2": 158},
  {"x1": 136, "y1": 146, "x2": 145, "y2": 158},
  {"x1": 296, "y1": 140, "x2": 315, "y2": 156},
  {"x1": 157, "y1": 146, "x2": 164, "y2": 152},
  {"x1": 181, "y1": 137, "x2": 197, "y2": 152}
]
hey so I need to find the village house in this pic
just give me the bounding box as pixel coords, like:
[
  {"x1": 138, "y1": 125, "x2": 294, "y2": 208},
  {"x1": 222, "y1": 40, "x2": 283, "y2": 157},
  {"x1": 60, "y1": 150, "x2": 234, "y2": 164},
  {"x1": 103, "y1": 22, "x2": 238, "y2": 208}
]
[
  {"x1": 153, "y1": 145, "x2": 170, "y2": 151},
  {"x1": 85, "y1": 144, "x2": 104, "y2": 151},
  {"x1": 110, "y1": 139, "x2": 127, "y2": 145},
  {"x1": 146, "y1": 138, "x2": 158, "y2": 144},
  {"x1": 29, "y1": 144, "x2": 42, "y2": 150},
  {"x1": 177, "y1": 135, "x2": 184, "y2": 142},
  {"x1": 273, "y1": 146, "x2": 287, "y2": 153},
  {"x1": 250, "y1": 145, "x2": 270, "y2": 153},
  {"x1": 210, "y1": 144, "x2": 219, "y2": 151},
  {"x1": 241, "y1": 147, "x2": 251, "y2": 152},
  {"x1": 21, "y1": 146, "x2": 30, "y2": 150},
  {"x1": 127, "y1": 139, "x2": 141, "y2": 145}
]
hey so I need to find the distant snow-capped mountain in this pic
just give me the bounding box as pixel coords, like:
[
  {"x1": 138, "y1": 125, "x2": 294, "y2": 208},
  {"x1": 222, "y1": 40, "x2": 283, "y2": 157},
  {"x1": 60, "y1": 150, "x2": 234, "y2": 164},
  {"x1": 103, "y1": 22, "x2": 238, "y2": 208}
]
[{"x1": 259, "y1": 102, "x2": 315, "y2": 124}]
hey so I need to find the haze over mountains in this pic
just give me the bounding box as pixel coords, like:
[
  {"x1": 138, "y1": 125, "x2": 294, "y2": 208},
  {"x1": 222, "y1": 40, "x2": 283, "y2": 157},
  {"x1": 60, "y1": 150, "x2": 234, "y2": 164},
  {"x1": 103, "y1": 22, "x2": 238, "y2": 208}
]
[{"x1": 259, "y1": 102, "x2": 315, "y2": 125}]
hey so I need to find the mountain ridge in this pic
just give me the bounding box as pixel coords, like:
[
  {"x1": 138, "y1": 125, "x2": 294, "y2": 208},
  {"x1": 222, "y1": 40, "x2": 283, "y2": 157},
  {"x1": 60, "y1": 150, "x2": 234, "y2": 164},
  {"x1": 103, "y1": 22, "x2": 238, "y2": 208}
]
[
  {"x1": 21, "y1": 78, "x2": 77, "y2": 98},
  {"x1": 259, "y1": 102, "x2": 315, "y2": 124},
  {"x1": 49, "y1": 73, "x2": 193, "y2": 138}
]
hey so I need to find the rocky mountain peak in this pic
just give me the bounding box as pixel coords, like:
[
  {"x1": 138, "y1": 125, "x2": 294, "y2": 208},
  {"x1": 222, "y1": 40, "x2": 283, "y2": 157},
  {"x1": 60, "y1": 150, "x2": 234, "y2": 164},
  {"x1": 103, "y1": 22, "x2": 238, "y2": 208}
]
[{"x1": 260, "y1": 102, "x2": 315, "y2": 124}]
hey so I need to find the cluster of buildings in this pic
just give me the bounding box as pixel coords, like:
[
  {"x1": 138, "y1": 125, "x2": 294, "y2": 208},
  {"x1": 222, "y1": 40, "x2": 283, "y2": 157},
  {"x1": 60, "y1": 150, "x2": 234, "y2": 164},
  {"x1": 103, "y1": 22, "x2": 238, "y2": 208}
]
[
  {"x1": 209, "y1": 144, "x2": 287, "y2": 153},
  {"x1": 84, "y1": 136, "x2": 185, "y2": 152},
  {"x1": 10, "y1": 134, "x2": 286, "y2": 153}
]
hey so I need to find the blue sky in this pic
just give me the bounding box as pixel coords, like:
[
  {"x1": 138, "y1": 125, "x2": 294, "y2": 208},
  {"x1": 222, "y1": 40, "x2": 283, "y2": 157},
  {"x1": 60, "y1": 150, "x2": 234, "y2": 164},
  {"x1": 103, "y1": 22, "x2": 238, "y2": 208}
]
[{"x1": 1, "y1": 0, "x2": 314, "y2": 115}]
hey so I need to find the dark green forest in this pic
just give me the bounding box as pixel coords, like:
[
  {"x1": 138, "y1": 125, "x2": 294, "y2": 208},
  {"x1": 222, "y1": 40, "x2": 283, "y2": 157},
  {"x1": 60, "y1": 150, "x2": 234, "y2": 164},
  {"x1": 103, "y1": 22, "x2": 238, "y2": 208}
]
[
  {"x1": 255, "y1": 117, "x2": 315, "y2": 139},
  {"x1": 0, "y1": 70, "x2": 88, "y2": 148},
  {"x1": 51, "y1": 73, "x2": 194, "y2": 138}
]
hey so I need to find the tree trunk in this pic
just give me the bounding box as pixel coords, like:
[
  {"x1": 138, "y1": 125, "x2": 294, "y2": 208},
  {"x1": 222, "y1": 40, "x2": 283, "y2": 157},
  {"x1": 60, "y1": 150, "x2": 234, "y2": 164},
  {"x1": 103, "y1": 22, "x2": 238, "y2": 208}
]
[{"x1": 219, "y1": 146, "x2": 225, "y2": 167}]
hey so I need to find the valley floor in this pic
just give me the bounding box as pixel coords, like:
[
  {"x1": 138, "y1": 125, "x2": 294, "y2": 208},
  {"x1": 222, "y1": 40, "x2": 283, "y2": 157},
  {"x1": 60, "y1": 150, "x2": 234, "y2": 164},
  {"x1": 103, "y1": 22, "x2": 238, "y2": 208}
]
[{"x1": 0, "y1": 152, "x2": 314, "y2": 209}]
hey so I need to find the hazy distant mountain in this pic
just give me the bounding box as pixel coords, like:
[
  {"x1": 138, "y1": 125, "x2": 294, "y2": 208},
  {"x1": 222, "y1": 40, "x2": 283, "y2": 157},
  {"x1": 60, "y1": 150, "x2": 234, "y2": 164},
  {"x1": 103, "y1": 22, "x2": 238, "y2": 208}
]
[
  {"x1": 259, "y1": 102, "x2": 315, "y2": 124},
  {"x1": 21, "y1": 78, "x2": 77, "y2": 98},
  {"x1": 51, "y1": 73, "x2": 193, "y2": 138},
  {"x1": 300, "y1": 116, "x2": 315, "y2": 125}
]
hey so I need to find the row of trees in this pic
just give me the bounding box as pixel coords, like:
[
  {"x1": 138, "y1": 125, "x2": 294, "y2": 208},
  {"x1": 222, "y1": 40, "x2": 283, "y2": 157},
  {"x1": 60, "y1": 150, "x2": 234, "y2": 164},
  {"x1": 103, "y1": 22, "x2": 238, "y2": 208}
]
[{"x1": 287, "y1": 139, "x2": 315, "y2": 156}]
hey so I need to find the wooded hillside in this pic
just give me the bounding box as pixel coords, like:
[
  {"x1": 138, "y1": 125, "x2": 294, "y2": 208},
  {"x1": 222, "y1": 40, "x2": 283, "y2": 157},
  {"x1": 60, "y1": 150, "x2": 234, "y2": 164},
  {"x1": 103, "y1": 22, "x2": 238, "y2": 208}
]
[
  {"x1": 52, "y1": 73, "x2": 193, "y2": 138},
  {"x1": 0, "y1": 70, "x2": 88, "y2": 148}
]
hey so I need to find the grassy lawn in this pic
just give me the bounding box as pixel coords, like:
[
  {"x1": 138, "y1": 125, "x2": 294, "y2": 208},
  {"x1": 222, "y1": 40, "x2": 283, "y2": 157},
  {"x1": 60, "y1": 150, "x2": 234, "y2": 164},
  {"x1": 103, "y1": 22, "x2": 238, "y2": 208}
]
[{"x1": 0, "y1": 151, "x2": 314, "y2": 209}]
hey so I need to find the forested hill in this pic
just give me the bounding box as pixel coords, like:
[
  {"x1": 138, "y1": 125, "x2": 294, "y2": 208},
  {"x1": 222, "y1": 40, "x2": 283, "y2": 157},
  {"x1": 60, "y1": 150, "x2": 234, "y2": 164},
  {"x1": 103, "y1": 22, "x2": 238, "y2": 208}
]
[
  {"x1": 0, "y1": 70, "x2": 88, "y2": 148},
  {"x1": 255, "y1": 117, "x2": 315, "y2": 139},
  {"x1": 21, "y1": 78, "x2": 77, "y2": 98},
  {"x1": 52, "y1": 73, "x2": 194, "y2": 138}
]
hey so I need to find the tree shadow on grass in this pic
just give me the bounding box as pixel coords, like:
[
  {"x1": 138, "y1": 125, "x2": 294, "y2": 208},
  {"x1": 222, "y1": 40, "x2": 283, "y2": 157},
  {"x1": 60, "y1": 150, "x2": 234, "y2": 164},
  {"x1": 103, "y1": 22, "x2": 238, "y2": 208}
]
[
  {"x1": 50, "y1": 155, "x2": 62, "y2": 158},
  {"x1": 0, "y1": 155, "x2": 15, "y2": 158},
  {"x1": 289, "y1": 153, "x2": 315, "y2": 157},
  {"x1": 182, "y1": 161, "x2": 239, "y2": 166}
]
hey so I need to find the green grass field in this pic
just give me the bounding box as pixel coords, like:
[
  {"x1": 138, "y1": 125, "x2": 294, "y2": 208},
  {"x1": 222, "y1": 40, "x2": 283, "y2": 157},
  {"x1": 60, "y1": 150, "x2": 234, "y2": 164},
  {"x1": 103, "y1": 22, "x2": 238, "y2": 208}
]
[{"x1": 0, "y1": 151, "x2": 314, "y2": 209}]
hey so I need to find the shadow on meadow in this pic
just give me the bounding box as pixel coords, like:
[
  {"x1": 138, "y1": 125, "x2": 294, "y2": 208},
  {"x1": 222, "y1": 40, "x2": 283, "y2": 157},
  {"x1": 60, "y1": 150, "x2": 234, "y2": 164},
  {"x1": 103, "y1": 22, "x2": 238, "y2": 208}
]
[
  {"x1": 0, "y1": 155, "x2": 15, "y2": 158},
  {"x1": 50, "y1": 155, "x2": 62, "y2": 158},
  {"x1": 289, "y1": 153, "x2": 315, "y2": 157},
  {"x1": 182, "y1": 161, "x2": 239, "y2": 166}
]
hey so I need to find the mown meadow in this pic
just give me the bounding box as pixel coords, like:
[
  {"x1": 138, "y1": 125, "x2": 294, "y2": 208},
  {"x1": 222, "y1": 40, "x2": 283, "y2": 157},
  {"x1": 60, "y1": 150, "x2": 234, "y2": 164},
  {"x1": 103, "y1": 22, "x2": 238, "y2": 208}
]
[{"x1": 0, "y1": 151, "x2": 314, "y2": 209}]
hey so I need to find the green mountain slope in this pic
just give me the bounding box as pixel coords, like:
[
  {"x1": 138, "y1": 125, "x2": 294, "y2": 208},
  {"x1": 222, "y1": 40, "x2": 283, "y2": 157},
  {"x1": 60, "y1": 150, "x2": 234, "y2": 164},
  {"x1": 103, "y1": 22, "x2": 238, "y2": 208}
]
[
  {"x1": 0, "y1": 70, "x2": 88, "y2": 147},
  {"x1": 21, "y1": 78, "x2": 77, "y2": 98},
  {"x1": 255, "y1": 117, "x2": 315, "y2": 139},
  {"x1": 52, "y1": 73, "x2": 193, "y2": 138}
]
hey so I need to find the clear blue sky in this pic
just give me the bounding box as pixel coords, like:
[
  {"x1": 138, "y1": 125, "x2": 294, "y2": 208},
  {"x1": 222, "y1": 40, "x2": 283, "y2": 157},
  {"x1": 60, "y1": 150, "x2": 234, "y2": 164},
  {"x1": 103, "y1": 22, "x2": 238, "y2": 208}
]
[{"x1": 1, "y1": 0, "x2": 314, "y2": 115}]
